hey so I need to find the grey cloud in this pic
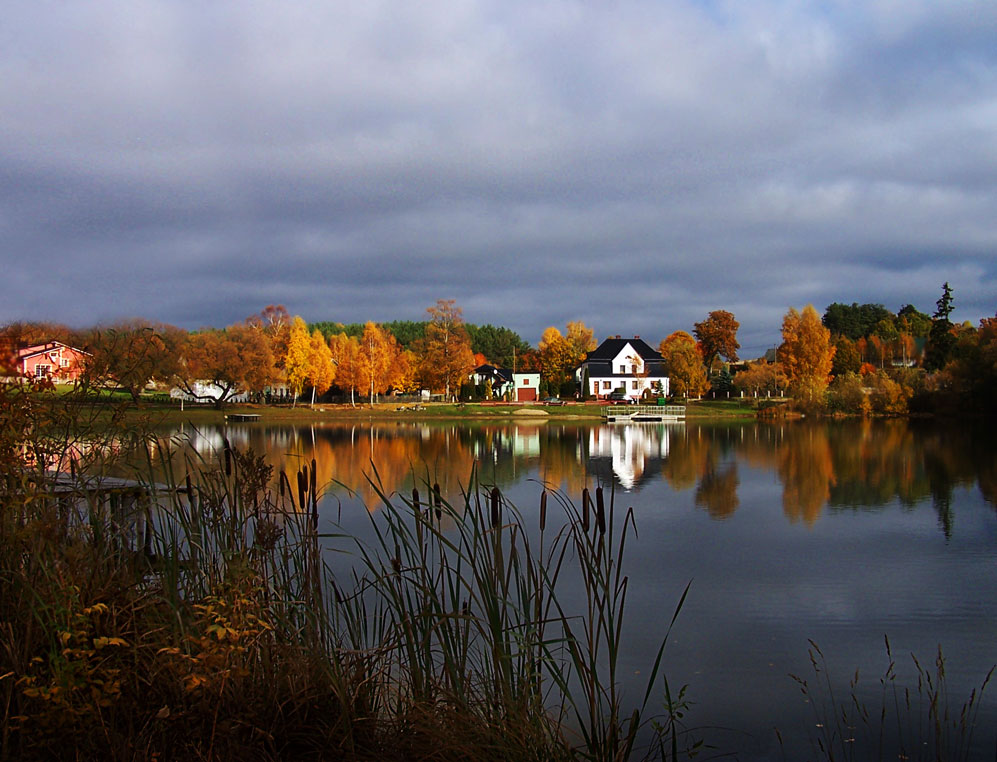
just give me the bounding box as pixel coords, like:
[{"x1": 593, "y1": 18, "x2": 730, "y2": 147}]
[{"x1": 1, "y1": 0, "x2": 995, "y2": 348}]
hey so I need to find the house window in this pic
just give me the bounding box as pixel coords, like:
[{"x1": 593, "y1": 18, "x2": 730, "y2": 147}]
[
  {"x1": 61, "y1": 358, "x2": 70, "y2": 367},
  {"x1": 631, "y1": 364, "x2": 638, "y2": 374},
  {"x1": 522, "y1": 378, "x2": 529, "y2": 385},
  {"x1": 631, "y1": 380, "x2": 638, "y2": 390},
  {"x1": 619, "y1": 365, "x2": 626, "y2": 373},
  {"x1": 602, "y1": 381, "x2": 611, "y2": 390},
  {"x1": 35, "y1": 364, "x2": 51, "y2": 378}
]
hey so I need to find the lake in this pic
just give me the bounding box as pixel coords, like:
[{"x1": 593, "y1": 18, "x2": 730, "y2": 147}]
[{"x1": 157, "y1": 417, "x2": 997, "y2": 759}]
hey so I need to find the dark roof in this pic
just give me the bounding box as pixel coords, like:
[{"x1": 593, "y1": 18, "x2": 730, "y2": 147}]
[
  {"x1": 474, "y1": 364, "x2": 513, "y2": 383},
  {"x1": 582, "y1": 359, "x2": 667, "y2": 377},
  {"x1": 584, "y1": 337, "x2": 662, "y2": 362}
]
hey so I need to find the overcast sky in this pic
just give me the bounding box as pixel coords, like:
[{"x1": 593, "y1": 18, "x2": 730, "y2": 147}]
[{"x1": 2, "y1": 1, "x2": 995, "y2": 356}]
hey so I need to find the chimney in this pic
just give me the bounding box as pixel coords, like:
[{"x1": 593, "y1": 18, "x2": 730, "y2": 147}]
[{"x1": 634, "y1": 335, "x2": 640, "y2": 339}]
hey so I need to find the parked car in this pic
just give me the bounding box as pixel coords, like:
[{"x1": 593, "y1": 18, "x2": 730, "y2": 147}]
[
  {"x1": 542, "y1": 396, "x2": 565, "y2": 406},
  {"x1": 608, "y1": 390, "x2": 635, "y2": 404}
]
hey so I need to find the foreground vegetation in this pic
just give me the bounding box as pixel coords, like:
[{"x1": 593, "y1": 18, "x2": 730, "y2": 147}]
[
  {"x1": 3, "y1": 382, "x2": 993, "y2": 760},
  {"x1": 1, "y1": 379, "x2": 694, "y2": 761}
]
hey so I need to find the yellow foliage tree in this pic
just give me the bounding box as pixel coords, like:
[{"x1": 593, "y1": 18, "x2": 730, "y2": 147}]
[
  {"x1": 329, "y1": 332, "x2": 361, "y2": 406},
  {"x1": 780, "y1": 304, "x2": 836, "y2": 409},
  {"x1": 305, "y1": 329, "x2": 335, "y2": 405},
  {"x1": 539, "y1": 327, "x2": 571, "y2": 388},
  {"x1": 284, "y1": 317, "x2": 312, "y2": 404},
  {"x1": 659, "y1": 331, "x2": 709, "y2": 398},
  {"x1": 540, "y1": 321, "x2": 596, "y2": 392},
  {"x1": 358, "y1": 322, "x2": 401, "y2": 405}
]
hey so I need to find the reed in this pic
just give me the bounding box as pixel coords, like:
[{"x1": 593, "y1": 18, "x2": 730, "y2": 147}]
[
  {"x1": 789, "y1": 637, "x2": 995, "y2": 762},
  {"x1": 1, "y1": 380, "x2": 689, "y2": 760}
]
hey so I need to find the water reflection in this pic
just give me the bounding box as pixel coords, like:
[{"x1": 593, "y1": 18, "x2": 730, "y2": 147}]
[{"x1": 148, "y1": 419, "x2": 996, "y2": 535}]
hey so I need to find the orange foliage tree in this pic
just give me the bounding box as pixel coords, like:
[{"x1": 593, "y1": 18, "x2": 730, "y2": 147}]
[
  {"x1": 659, "y1": 331, "x2": 709, "y2": 398},
  {"x1": 693, "y1": 310, "x2": 740, "y2": 374},
  {"x1": 174, "y1": 324, "x2": 276, "y2": 408},
  {"x1": 417, "y1": 300, "x2": 475, "y2": 398}
]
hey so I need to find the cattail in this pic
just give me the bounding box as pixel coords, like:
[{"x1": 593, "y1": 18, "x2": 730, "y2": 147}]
[
  {"x1": 278, "y1": 469, "x2": 286, "y2": 497},
  {"x1": 433, "y1": 482, "x2": 442, "y2": 520},
  {"x1": 412, "y1": 487, "x2": 420, "y2": 512},
  {"x1": 581, "y1": 488, "x2": 590, "y2": 532},
  {"x1": 297, "y1": 470, "x2": 306, "y2": 513},
  {"x1": 490, "y1": 486, "x2": 501, "y2": 528},
  {"x1": 595, "y1": 486, "x2": 606, "y2": 535},
  {"x1": 223, "y1": 438, "x2": 232, "y2": 476},
  {"x1": 539, "y1": 490, "x2": 547, "y2": 532},
  {"x1": 310, "y1": 458, "x2": 317, "y2": 511}
]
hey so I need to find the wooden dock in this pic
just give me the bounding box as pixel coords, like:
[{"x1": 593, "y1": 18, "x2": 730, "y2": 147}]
[
  {"x1": 603, "y1": 404, "x2": 686, "y2": 423},
  {"x1": 225, "y1": 413, "x2": 261, "y2": 422}
]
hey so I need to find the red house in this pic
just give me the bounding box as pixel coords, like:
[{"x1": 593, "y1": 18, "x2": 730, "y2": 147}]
[{"x1": 17, "y1": 341, "x2": 89, "y2": 382}]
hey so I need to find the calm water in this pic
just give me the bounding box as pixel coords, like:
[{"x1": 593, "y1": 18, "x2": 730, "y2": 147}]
[{"x1": 159, "y1": 418, "x2": 997, "y2": 759}]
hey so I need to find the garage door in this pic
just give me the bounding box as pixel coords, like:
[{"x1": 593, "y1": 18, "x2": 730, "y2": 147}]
[{"x1": 517, "y1": 387, "x2": 537, "y2": 402}]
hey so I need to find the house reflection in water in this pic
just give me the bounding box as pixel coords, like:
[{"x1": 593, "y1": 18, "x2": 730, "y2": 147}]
[{"x1": 588, "y1": 423, "x2": 677, "y2": 490}]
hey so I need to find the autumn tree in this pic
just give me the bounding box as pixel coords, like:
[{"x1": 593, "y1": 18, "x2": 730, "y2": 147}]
[
  {"x1": 358, "y1": 322, "x2": 402, "y2": 405},
  {"x1": 732, "y1": 361, "x2": 786, "y2": 397},
  {"x1": 329, "y1": 332, "x2": 361, "y2": 406},
  {"x1": 539, "y1": 321, "x2": 596, "y2": 392},
  {"x1": 417, "y1": 300, "x2": 475, "y2": 398},
  {"x1": 693, "y1": 311, "x2": 740, "y2": 374},
  {"x1": 831, "y1": 335, "x2": 861, "y2": 376},
  {"x1": 174, "y1": 324, "x2": 275, "y2": 408},
  {"x1": 246, "y1": 304, "x2": 291, "y2": 378},
  {"x1": 538, "y1": 327, "x2": 571, "y2": 388},
  {"x1": 779, "y1": 304, "x2": 836, "y2": 409},
  {"x1": 284, "y1": 317, "x2": 312, "y2": 404},
  {"x1": 391, "y1": 349, "x2": 419, "y2": 394},
  {"x1": 85, "y1": 320, "x2": 184, "y2": 402},
  {"x1": 306, "y1": 329, "x2": 335, "y2": 405},
  {"x1": 659, "y1": 331, "x2": 709, "y2": 398}
]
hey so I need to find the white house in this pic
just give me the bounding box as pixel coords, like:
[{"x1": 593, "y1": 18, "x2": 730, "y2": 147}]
[
  {"x1": 575, "y1": 336, "x2": 669, "y2": 401},
  {"x1": 471, "y1": 364, "x2": 514, "y2": 398}
]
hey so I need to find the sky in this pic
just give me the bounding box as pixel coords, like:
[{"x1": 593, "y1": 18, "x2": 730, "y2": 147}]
[{"x1": 2, "y1": 1, "x2": 995, "y2": 357}]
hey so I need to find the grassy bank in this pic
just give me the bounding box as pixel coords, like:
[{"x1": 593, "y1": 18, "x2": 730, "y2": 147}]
[{"x1": 106, "y1": 397, "x2": 760, "y2": 428}]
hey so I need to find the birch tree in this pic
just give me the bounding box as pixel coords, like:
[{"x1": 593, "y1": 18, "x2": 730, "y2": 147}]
[
  {"x1": 780, "y1": 304, "x2": 835, "y2": 408},
  {"x1": 358, "y1": 322, "x2": 400, "y2": 405},
  {"x1": 418, "y1": 299, "x2": 475, "y2": 399}
]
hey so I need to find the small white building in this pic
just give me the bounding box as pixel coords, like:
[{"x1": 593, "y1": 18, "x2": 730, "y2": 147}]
[
  {"x1": 512, "y1": 372, "x2": 540, "y2": 402},
  {"x1": 575, "y1": 336, "x2": 669, "y2": 401}
]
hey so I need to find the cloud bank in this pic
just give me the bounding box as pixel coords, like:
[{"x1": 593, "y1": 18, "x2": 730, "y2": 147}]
[{"x1": 2, "y1": 0, "x2": 995, "y2": 355}]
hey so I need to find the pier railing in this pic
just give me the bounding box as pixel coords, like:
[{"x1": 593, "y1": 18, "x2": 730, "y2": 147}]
[{"x1": 602, "y1": 404, "x2": 686, "y2": 418}]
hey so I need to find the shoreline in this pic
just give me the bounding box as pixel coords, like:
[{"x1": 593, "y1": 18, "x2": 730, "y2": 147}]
[{"x1": 113, "y1": 398, "x2": 762, "y2": 427}]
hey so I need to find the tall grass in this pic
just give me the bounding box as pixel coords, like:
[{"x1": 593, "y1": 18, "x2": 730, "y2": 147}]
[
  {"x1": 1, "y1": 380, "x2": 689, "y2": 760},
  {"x1": 789, "y1": 637, "x2": 995, "y2": 762}
]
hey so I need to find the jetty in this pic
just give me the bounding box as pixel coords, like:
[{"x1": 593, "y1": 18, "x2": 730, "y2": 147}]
[{"x1": 602, "y1": 404, "x2": 686, "y2": 423}]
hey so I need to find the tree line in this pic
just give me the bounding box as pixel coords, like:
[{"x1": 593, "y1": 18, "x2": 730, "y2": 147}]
[{"x1": 2, "y1": 284, "x2": 994, "y2": 414}]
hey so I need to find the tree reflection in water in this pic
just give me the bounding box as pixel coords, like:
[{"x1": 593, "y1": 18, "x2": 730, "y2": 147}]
[{"x1": 148, "y1": 418, "x2": 996, "y2": 535}]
